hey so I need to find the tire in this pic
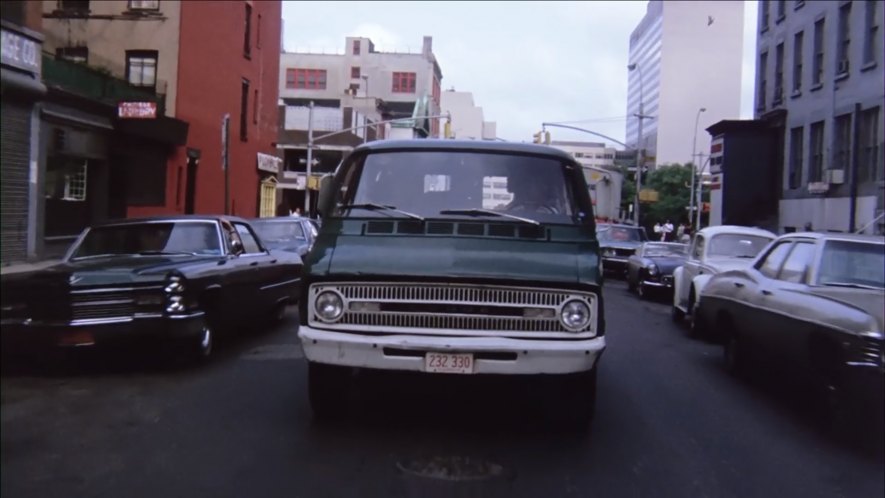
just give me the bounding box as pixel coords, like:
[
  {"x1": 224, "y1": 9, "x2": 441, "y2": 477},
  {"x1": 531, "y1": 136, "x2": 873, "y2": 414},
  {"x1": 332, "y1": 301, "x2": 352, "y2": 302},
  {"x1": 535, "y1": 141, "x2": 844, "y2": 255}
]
[
  {"x1": 308, "y1": 362, "x2": 351, "y2": 420},
  {"x1": 686, "y1": 291, "x2": 700, "y2": 338},
  {"x1": 557, "y1": 367, "x2": 597, "y2": 429},
  {"x1": 637, "y1": 282, "x2": 648, "y2": 300},
  {"x1": 723, "y1": 324, "x2": 747, "y2": 378},
  {"x1": 671, "y1": 305, "x2": 685, "y2": 323},
  {"x1": 689, "y1": 299, "x2": 705, "y2": 339},
  {"x1": 269, "y1": 301, "x2": 288, "y2": 326},
  {"x1": 181, "y1": 321, "x2": 213, "y2": 364},
  {"x1": 627, "y1": 275, "x2": 637, "y2": 293}
]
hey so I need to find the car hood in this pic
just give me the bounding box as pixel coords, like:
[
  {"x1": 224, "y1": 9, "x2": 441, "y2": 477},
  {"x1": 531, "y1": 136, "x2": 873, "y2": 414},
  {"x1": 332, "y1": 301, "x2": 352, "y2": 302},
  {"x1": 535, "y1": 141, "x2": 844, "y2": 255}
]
[
  {"x1": 703, "y1": 256, "x2": 757, "y2": 273},
  {"x1": 3, "y1": 254, "x2": 220, "y2": 288},
  {"x1": 805, "y1": 287, "x2": 885, "y2": 331},
  {"x1": 323, "y1": 235, "x2": 582, "y2": 284},
  {"x1": 647, "y1": 256, "x2": 686, "y2": 273},
  {"x1": 600, "y1": 241, "x2": 642, "y2": 251}
]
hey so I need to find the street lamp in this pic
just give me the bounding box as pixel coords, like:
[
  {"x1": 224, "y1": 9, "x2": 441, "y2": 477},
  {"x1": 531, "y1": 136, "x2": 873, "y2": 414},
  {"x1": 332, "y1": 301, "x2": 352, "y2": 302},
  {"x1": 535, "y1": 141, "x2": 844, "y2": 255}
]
[
  {"x1": 690, "y1": 107, "x2": 706, "y2": 231},
  {"x1": 627, "y1": 63, "x2": 647, "y2": 227}
]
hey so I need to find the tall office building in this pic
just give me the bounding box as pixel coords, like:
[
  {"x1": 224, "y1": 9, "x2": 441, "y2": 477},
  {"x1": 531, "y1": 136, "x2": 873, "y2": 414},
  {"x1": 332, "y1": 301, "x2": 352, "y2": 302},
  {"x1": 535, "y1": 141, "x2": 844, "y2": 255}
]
[{"x1": 625, "y1": 1, "x2": 744, "y2": 168}]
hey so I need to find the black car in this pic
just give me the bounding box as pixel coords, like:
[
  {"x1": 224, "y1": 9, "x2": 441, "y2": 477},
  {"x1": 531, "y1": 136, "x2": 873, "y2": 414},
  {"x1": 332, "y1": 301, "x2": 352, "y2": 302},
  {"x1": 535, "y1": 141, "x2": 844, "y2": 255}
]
[
  {"x1": 625, "y1": 242, "x2": 689, "y2": 298},
  {"x1": 250, "y1": 216, "x2": 318, "y2": 258},
  {"x1": 0, "y1": 216, "x2": 302, "y2": 362},
  {"x1": 597, "y1": 224, "x2": 648, "y2": 277}
]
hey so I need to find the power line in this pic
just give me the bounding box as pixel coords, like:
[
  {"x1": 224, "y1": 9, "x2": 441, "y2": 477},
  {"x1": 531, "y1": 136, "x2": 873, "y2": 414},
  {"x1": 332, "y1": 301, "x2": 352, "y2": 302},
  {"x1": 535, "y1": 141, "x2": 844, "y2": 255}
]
[{"x1": 546, "y1": 116, "x2": 630, "y2": 125}]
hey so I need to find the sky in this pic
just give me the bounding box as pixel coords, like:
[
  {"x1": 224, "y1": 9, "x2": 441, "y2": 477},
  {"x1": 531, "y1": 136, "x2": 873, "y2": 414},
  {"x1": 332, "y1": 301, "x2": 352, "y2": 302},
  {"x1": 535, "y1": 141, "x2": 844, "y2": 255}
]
[{"x1": 281, "y1": 1, "x2": 758, "y2": 145}]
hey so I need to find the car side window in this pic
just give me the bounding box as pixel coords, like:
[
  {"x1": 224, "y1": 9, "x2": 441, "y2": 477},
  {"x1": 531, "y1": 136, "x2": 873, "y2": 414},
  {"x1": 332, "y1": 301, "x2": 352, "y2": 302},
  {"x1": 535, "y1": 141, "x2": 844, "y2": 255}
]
[
  {"x1": 777, "y1": 242, "x2": 816, "y2": 283},
  {"x1": 691, "y1": 236, "x2": 705, "y2": 260},
  {"x1": 756, "y1": 241, "x2": 793, "y2": 279},
  {"x1": 220, "y1": 221, "x2": 241, "y2": 253},
  {"x1": 234, "y1": 223, "x2": 264, "y2": 254}
]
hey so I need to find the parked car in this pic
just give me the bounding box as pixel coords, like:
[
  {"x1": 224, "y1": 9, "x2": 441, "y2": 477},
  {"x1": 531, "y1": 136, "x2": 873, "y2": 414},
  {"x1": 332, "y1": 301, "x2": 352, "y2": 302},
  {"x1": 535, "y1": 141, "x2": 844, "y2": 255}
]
[
  {"x1": 626, "y1": 242, "x2": 689, "y2": 298},
  {"x1": 672, "y1": 225, "x2": 776, "y2": 336},
  {"x1": 597, "y1": 223, "x2": 648, "y2": 277},
  {"x1": 0, "y1": 216, "x2": 302, "y2": 362},
  {"x1": 250, "y1": 216, "x2": 318, "y2": 258},
  {"x1": 299, "y1": 139, "x2": 605, "y2": 426},
  {"x1": 697, "y1": 232, "x2": 884, "y2": 426}
]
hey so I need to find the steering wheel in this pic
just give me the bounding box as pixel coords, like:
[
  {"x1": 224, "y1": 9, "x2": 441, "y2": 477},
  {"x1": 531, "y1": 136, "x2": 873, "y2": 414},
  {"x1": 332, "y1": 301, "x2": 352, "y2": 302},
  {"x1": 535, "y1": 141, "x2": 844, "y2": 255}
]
[{"x1": 508, "y1": 202, "x2": 558, "y2": 214}]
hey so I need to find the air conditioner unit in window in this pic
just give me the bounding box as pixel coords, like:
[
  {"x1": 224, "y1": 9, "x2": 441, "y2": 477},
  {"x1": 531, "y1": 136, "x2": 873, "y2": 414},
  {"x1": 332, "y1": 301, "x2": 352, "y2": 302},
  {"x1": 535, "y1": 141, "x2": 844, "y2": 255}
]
[
  {"x1": 827, "y1": 169, "x2": 845, "y2": 185},
  {"x1": 808, "y1": 181, "x2": 829, "y2": 194},
  {"x1": 837, "y1": 59, "x2": 849, "y2": 75}
]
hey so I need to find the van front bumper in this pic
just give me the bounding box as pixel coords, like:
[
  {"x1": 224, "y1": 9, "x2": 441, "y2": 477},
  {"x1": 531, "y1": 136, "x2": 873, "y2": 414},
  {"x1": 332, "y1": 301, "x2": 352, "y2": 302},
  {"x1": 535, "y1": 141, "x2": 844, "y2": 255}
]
[{"x1": 297, "y1": 326, "x2": 606, "y2": 375}]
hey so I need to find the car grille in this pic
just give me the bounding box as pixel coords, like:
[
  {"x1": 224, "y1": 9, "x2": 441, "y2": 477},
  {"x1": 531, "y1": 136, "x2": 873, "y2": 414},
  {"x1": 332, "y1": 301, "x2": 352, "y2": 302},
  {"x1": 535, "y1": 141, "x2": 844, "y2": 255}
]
[
  {"x1": 614, "y1": 248, "x2": 635, "y2": 257},
  {"x1": 69, "y1": 287, "x2": 165, "y2": 321},
  {"x1": 662, "y1": 275, "x2": 674, "y2": 286},
  {"x1": 309, "y1": 282, "x2": 598, "y2": 338}
]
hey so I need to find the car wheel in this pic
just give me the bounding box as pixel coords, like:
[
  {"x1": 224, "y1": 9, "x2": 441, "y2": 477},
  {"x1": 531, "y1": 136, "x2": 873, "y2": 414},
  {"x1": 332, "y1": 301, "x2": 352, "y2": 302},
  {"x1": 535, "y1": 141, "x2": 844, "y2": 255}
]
[
  {"x1": 270, "y1": 301, "x2": 288, "y2": 325},
  {"x1": 308, "y1": 362, "x2": 351, "y2": 420},
  {"x1": 689, "y1": 300, "x2": 705, "y2": 339},
  {"x1": 723, "y1": 325, "x2": 747, "y2": 378},
  {"x1": 627, "y1": 275, "x2": 637, "y2": 292},
  {"x1": 637, "y1": 282, "x2": 648, "y2": 300},
  {"x1": 181, "y1": 322, "x2": 213, "y2": 364}
]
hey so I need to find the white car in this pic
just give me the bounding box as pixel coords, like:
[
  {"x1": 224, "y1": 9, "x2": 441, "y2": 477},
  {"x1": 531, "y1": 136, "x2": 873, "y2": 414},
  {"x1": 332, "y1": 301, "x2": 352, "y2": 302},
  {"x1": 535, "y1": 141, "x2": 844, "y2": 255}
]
[{"x1": 672, "y1": 225, "x2": 776, "y2": 336}]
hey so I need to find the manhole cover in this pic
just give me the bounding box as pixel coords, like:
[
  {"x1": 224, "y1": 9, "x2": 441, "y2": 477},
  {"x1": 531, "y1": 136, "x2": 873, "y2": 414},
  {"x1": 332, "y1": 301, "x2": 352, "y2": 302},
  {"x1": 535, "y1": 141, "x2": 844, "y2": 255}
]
[{"x1": 397, "y1": 456, "x2": 506, "y2": 482}]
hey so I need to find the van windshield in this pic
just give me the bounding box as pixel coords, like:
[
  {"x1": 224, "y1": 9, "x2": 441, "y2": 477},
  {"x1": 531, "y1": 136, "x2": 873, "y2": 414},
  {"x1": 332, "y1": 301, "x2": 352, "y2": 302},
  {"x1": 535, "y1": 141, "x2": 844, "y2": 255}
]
[{"x1": 335, "y1": 151, "x2": 581, "y2": 224}]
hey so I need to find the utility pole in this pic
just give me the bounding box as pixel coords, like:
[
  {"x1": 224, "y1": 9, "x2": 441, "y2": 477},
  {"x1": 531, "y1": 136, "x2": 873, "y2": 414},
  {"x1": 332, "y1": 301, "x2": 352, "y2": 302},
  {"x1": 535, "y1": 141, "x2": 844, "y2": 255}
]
[
  {"x1": 690, "y1": 108, "x2": 706, "y2": 230},
  {"x1": 304, "y1": 101, "x2": 314, "y2": 215},
  {"x1": 635, "y1": 99, "x2": 644, "y2": 227}
]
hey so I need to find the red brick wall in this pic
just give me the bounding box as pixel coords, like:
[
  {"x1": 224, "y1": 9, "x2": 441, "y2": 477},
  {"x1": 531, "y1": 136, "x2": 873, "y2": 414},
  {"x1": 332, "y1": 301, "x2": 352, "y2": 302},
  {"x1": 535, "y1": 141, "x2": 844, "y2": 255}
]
[{"x1": 130, "y1": 0, "x2": 282, "y2": 218}]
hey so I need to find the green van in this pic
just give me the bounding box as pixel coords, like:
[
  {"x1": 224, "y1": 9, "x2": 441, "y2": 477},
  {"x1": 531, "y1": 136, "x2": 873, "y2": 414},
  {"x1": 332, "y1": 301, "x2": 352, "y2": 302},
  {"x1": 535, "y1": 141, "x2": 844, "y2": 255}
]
[{"x1": 298, "y1": 139, "x2": 605, "y2": 423}]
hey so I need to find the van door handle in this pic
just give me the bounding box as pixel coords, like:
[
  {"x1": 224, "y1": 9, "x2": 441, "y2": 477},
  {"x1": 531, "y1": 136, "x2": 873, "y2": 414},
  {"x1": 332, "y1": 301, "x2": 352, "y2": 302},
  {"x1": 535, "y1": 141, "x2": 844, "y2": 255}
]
[
  {"x1": 734, "y1": 282, "x2": 744, "y2": 288},
  {"x1": 761, "y1": 289, "x2": 772, "y2": 296},
  {"x1": 249, "y1": 261, "x2": 259, "y2": 267},
  {"x1": 270, "y1": 259, "x2": 277, "y2": 264}
]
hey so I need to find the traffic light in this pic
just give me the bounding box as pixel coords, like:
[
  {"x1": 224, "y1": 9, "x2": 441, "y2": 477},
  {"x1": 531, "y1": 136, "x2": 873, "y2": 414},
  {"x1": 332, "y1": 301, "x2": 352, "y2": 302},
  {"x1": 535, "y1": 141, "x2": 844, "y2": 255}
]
[
  {"x1": 532, "y1": 131, "x2": 543, "y2": 143},
  {"x1": 544, "y1": 131, "x2": 551, "y2": 145}
]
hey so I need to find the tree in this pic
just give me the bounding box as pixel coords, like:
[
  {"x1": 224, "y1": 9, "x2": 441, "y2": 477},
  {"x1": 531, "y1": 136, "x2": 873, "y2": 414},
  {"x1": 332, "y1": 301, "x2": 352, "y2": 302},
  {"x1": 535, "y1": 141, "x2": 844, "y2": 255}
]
[{"x1": 642, "y1": 163, "x2": 694, "y2": 228}]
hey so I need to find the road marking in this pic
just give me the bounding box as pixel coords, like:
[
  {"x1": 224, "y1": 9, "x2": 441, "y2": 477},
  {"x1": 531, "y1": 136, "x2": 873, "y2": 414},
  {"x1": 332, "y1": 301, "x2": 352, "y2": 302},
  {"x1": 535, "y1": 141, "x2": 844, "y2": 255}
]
[{"x1": 241, "y1": 343, "x2": 304, "y2": 361}]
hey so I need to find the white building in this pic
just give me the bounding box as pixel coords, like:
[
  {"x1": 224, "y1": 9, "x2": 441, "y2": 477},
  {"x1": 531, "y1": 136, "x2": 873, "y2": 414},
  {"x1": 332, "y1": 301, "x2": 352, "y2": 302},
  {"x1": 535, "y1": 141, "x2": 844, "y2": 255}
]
[
  {"x1": 440, "y1": 90, "x2": 496, "y2": 140},
  {"x1": 550, "y1": 141, "x2": 624, "y2": 221},
  {"x1": 755, "y1": 0, "x2": 884, "y2": 234},
  {"x1": 626, "y1": 0, "x2": 745, "y2": 168}
]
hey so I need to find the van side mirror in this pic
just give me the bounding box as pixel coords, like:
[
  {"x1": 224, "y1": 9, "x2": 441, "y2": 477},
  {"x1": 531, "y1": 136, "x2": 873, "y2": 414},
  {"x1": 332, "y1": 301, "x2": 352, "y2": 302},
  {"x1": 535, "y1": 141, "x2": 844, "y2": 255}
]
[{"x1": 317, "y1": 174, "x2": 334, "y2": 217}]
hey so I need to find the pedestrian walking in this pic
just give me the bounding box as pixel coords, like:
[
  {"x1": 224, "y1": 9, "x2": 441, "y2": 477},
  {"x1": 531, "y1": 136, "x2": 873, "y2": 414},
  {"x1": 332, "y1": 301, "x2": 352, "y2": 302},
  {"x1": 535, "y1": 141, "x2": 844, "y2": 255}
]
[{"x1": 662, "y1": 219, "x2": 674, "y2": 241}]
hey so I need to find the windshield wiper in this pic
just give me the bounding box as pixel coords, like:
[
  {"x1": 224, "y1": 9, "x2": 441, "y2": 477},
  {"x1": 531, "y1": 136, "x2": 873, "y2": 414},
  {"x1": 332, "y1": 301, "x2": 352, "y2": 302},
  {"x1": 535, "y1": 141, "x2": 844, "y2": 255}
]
[
  {"x1": 339, "y1": 203, "x2": 424, "y2": 221},
  {"x1": 821, "y1": 282, "x2": 883, "y2": 290},
  {"x1": 438, "y1": 208, "x2": 540, "y2": 226}
]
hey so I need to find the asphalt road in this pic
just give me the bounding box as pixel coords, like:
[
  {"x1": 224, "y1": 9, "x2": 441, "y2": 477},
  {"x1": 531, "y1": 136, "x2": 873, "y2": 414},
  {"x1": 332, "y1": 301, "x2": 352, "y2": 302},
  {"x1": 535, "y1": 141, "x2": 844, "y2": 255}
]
[{"x1": 2, "y1": 280, "x2": 883, "y2": 498}]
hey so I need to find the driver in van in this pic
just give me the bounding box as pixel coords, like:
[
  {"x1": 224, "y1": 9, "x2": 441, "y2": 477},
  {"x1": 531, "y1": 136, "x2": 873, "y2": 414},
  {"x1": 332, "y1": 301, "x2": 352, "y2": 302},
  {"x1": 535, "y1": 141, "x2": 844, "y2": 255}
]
[{"x1": 503, "y1": 173, "x2": 561, "y2": 214}]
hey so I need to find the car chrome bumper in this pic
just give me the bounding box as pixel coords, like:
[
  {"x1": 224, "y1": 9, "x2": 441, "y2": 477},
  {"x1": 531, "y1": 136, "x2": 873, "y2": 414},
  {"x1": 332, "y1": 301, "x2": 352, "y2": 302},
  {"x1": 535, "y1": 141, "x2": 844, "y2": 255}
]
[
  {"x1": 1, "y1": 311, "x2": 206, "y2": 350},
  {"x1": 298, "y1": 326, "x2": 606, "y2": 375}
]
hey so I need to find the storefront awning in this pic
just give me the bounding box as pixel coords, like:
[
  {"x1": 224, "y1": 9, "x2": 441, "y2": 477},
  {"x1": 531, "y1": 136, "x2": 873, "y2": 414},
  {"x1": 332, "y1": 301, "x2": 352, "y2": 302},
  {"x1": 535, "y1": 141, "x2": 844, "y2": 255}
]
[{"x1": 115, "y1": 115, "x2": 189, "y2": 146}]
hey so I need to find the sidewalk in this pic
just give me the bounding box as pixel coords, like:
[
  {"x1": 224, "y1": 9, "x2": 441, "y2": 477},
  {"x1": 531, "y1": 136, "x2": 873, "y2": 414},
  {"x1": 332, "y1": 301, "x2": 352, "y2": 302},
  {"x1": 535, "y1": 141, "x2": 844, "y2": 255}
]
[{"x1": 0, "y1": 259, "x2": 62, "y2": 276}]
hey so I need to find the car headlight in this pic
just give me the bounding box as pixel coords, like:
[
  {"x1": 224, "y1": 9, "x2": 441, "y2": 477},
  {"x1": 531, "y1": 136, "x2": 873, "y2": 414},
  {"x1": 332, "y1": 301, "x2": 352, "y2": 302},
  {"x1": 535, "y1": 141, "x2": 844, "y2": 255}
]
[
  {"x1": 315, "y1": 291, "x2": 344, "y2": 322},
  {"x1": 164, "y1": 274, "x2": 187, "y2": 313},
  {"x1": 648, "y1": 263, "x2": 659, "y2": 275},
  {"x1": 560, "y1": 299, "x2": 591, "y2": 331},
  {"x1": 164, "y1": 274, "x2": 186, "y2": 294},
  {"x1": 603, "y1": 249, "x2": 614, "y2": 257}
]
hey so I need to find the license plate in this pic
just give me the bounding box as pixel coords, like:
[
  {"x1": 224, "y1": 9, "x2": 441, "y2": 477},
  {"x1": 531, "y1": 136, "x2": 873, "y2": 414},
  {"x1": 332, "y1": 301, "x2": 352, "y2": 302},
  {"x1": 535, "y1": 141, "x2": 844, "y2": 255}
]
[{"x1": 424, "y1": 352, "x2": 474, "y2": 374}]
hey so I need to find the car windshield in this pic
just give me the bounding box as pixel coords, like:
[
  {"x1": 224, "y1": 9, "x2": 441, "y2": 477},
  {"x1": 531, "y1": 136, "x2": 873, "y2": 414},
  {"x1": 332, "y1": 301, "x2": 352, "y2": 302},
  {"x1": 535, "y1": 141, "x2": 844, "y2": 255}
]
[
  {"x1": 70, "y1": 222, "x2": 222, "y2": 259},
  {"x1": 643, "y1": 243, "x2": 688, "y2": 257},
  {"x1": 335, "y1": 151, "x2": 580, "y2": 224},
  {"x1": 598, "y1": 227, "x2": 646, "y2": 243},
  {"x1": 818, "y1": 240, "x2": 885, "y2": 289},
  {"x1": 251, "y1": 220, "x2": 306, "y2": 242},
  {"x1": 707, "y1": 234, "x2": 772, "y2": 258}
]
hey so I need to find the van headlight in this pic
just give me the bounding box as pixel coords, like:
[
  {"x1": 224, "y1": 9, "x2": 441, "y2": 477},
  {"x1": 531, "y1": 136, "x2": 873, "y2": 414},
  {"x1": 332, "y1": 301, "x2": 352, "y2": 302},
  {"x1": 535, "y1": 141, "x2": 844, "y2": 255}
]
[
  {"x1": 560, "y1": 300, "x2": 591, "y2": 331},
  {"x1": 315, "y1": 291, "x2": 344, "y2": 322}
]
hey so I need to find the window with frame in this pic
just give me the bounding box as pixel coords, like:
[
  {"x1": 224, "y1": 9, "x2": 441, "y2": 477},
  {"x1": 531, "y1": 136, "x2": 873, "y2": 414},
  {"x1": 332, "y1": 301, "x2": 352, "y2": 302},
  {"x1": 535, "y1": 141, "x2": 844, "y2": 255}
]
[
  {"x1": 285, "y1": 68, "x2": 296, "y2": 88},
  {"x1": 774, "y1": 43, "x2": 784, "y2": 103},
  {"x1": 778, "y1": 242, "x2": 815, "y2": 283},
  {"x1": 757, "y1": 241, "x2": 793, "y2": 278},
  {"x1": 352, "y1": 40, "x2": 361, "y2": 55},
  {"x1": 864, "y1": 0, "x2": 879, "y2": 65},
  {"x1": 859, "y1": 107, "x2": 881, "y2": 182},
  {"x1": 56, "y1": 46, "x2": 88, "y2": 64},
  {"x1": 128, "y1": 0, "x2": 159, "y2": 10},
  {"x1": 244, "y1": 3, "x2": 252, "y2": 57},
  {"x1": 809, "y1": 121, "x2": 825, "y2": 182},
  {"x1": 761, "y1": 0, "x2": 770, "y2": 30},
  {"x1": 240, "y1": 79, "x2": 250, "y2": 142},
  {"x1": 59, "y1": 0, "x2": 89, "y2": 14},
  {"x1": 691, "y1": 236, "x2": 705, "y2": 259},
  {"x1": 758, "y1": 51, "x2": 768, "y2": 110},
  {"x1": 836, "y1": 2, "x2": 851, "y2": 74},
  {"x1": 792, "y1": 31, "x2": 803, "y2": 92},
  {"x1": 795, "y1": 0, "x2": 805, "y2": 9},
  {"x1": 392, "y1": 72, "x2": 416, "y2": 93},
  {"x1": 351, "y1": 66, "x2": 361, "y2": 79},
  {"x1": 833, "y1": 113, "x2": 852, "y2": 172},
  {"x1": 776, "y1": 0, "x2": 786, "y2": 21},
  {"x1": 234, "y1": 223, "x2": 263, "y2": 253},
  {"x1": 257, "y1": 13, "x2": 262, "y2": 49},
  {"x1": 253, "y1": 89, "x2": 259, "y2": 125},
  {"x1": 813, "y1": 18, "x2": 825, "y2": 85},
  {"x1": 126, "y1": 50, "x2": 158, "y2": 88},
  {"x1": 289, "y1": 68, "x2": 327, "y2": 89},
  {"x1": 788, "y1": 126, "x2": 803, "y2": 189}
]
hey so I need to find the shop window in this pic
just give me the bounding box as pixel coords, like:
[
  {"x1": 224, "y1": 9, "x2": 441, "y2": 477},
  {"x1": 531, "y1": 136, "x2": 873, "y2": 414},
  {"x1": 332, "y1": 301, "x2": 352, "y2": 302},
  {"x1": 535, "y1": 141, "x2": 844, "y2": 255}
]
[
  {"x1": 45, "y1": 158, "x2": 88, "y2": 202},
  {"x1": 128, "y1": 0, "x2": 159, "y2": 10}
]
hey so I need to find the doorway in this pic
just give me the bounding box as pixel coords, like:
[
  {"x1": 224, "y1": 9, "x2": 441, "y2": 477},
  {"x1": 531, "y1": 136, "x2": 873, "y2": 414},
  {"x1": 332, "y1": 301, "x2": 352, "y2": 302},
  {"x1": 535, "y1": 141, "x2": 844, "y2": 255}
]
[{"x1": 185, "y1": 156, "x2": 198, "y2": 214}]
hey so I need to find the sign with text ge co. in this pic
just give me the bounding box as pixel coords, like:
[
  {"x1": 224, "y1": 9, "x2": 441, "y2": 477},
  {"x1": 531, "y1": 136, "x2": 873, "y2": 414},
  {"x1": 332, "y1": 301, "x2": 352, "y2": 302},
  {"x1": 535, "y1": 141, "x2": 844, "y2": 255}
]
[
  {"x1": 1, "y1": 28, "x2": 41, "y2": 75},
  {"x1": 118, "y1": 101, "x2": 157, "y2": 119}
]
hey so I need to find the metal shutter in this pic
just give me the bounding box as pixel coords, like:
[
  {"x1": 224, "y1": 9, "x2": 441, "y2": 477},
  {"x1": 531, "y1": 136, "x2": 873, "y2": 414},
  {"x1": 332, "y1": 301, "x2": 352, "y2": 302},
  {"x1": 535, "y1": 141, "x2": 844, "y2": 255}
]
[{"x1": 0, "y1": 100, "x2": 32, "y2": 264}]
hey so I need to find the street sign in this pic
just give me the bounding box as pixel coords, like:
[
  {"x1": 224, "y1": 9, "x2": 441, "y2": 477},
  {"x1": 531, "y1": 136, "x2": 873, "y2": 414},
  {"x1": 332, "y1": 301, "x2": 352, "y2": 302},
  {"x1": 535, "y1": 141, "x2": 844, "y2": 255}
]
[
  {"x1": 639, "y1": 189, "x2": 659, "y2": 202},
  {"x1": 257, "y1": 152, "x2": 281, "y2": 173}
]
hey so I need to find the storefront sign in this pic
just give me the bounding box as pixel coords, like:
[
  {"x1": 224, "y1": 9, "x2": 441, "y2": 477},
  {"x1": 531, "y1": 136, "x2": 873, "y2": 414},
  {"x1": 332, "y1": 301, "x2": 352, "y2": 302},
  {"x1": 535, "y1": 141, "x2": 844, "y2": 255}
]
[
  {"x1": 1, "y1": 28, "x2": 41, "y2": 75},
  {"x1": 117, "y1": 101, "x2": 157, "y2": 119},
  {"x1": 257, "y1": 152, "x2": 281, "y2": 174}
]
